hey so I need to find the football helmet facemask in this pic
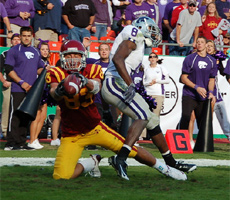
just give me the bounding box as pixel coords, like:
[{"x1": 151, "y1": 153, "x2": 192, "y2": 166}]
[
  {"x1": 132, "y1": 16, "x2": 162, "y2": 47},
  {"x1": 60, "y1": 40, "x2": 86, "y2": 72}
]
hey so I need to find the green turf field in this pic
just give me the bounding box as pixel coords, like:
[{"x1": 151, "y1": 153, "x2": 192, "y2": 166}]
[{"x1": 0, "y1": 142, "x2": 229, "y2": 200}]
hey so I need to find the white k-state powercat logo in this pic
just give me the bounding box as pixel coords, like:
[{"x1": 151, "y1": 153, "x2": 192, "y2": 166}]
[
  {"x1": 198, "y1": 61, "x2": 208, "y2": 69},
  {"x1": 25, "y1": 52, "x2": 34, "y2": 59}
]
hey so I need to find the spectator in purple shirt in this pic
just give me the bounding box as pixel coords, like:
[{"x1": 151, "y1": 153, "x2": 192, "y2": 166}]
[
  {"x1": 177, "y1": 36, "x2": 217, "y2": 132},
  {"x1": 125, "y1": 0, "x2": 154, "y2": 25},
  {"x1": 198, "y1": 0, "x2": 213, "y2": 17},
  {"x1": 111, "y1": 0, "x2": 131, "y2": 35},
  {"x1": 162, "y1": 0, "x2": 180, "y2": 40},
  {"x1": 125, "y1": 0, "x2": 155, "y2": 54},
  {"x1": 144, "y1": 0, "x2": 162, "y2": 31},
  {"x1": 91, "y1": 0, "x2": 111, "y2": 39},
  {"x1": 5, "y1": 0, "x2": 35, "y2": 46},
  {"x1": 4, "y1": 26, "x2": 44, "y2": 151}
]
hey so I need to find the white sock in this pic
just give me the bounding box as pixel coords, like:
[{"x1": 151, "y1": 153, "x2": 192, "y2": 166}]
[
  {"x1": 123, "y1": 144, "x2": 132, "y2": 151},
  {"x1": 161, "y1": 150, "x2": 170, "y2": 156},
  {"x1": 153, "y1": 159, "x2": 168, "y2": 174},
  {"x1": 78, "y1": 157, "x2": 95, "y2": 173}
]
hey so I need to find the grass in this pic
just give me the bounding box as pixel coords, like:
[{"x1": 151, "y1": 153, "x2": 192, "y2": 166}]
[
  {"x1": 0, "y1": 166, "x2": 229, "y2": 200},
  {"x1": 0, "y1": 142, "x2": 230, "y2": 200}
]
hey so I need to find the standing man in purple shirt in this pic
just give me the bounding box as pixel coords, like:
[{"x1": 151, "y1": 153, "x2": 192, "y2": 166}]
[
  {"x1": 177, "y1": 36, "x2": 217, "y2": 131},
  {"x1": 125, "y1": 0, "x2": 154, "y2": 25},
  {"x1": 111, "y1": 0, "x2": 131, "y2": 35},
  {"x1": 91, "y1": 0, "x2": 111, "y2": 40},
  {"x1": 4, "y1": 26, "x2": 44, "y2": 151},
  {"x1": 144, "y1": 0, "x2": 163, "y2": 31},
  {"x1": 125, "y1": 0, "x2": 155, "y2": 54},
  {"x1": 5, "y1": 0, "x2": 35, "y2": 46},
  {"x1": 162, "y1": 0, "x2": 180, "y2": 40}
]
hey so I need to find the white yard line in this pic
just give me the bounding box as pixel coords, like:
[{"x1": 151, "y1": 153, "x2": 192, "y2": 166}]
[{"x1": 0, "y1": 157, "x2": 229, "y2": 167}]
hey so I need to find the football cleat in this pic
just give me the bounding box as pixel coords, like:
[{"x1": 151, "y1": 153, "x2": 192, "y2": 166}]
[
  {"x1": 164, "y1": 165, "x2": 187, "y2": 181},
  {"x1": 174, "y1": 161, "x2": 197, "y2": 173},
  {"x1": 89, "y1": 154, "x2": 102, "y2": 178},
  {"x1": 108, "y1": 155, "x2": 129, "y2": 180}
]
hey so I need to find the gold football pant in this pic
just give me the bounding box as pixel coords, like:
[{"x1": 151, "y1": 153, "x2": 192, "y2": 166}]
[{"x1": 53, "y1": 121, "x2": 137, "y2": 179}]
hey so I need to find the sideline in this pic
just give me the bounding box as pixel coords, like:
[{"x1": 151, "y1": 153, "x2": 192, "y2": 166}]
[{"x1": 0, "y1": 157, "x2": 229, "y2": 167}]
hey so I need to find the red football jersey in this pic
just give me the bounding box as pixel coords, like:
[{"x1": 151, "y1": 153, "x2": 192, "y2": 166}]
[{"x1": 46, "y1": 64, "x2": 104, "y2": 137}]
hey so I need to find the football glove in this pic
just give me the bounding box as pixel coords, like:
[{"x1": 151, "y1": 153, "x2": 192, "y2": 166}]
[
  {"x1": 74, "y1": 72, "x2": 88, "y2": 86},
  {"x1": 123, "y1": 83, "x2": 136, "y2": 104},
  {"x1": 54, "y1": 80, "x2": 66, "y2": 98}
]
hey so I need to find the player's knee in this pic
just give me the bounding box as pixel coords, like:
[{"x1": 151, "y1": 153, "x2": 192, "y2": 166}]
[
  {"x1": 147, "y1": 125, "x2": 162, "y2": 137},
  {"x1": 146, "y1": 112, "x2": 160, "y2": 130},
  {"x1": 53, "y1": 170, "x2": 73, "y2": 180}
]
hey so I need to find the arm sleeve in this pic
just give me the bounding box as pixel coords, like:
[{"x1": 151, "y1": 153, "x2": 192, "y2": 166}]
[
  {"x1": 0, "y1": 53, "x2": 5, "y2": 72},
  {"x1": 181, "y1": 56, "x2": 192, "y2": 74},
  {"x1": 62, "y1": 0, "x2": 71, "y2": 15},
  {"x1": 4, "y1": 64, "x2": 14, "y2": 75},
  {"x1": 156, "y1": 66, "x2": 170, "y2": 84}
]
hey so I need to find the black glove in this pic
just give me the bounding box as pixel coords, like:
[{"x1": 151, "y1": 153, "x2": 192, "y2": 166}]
[
  {"x1": 74, "y1": 72, "x2": 88, "y2": 86},
  {"x1": 54, "y1": 80, "x2": 66, "y2": 98},
  {"x1": 123, "y1": 83, "x2": 136, "y2": 104}
]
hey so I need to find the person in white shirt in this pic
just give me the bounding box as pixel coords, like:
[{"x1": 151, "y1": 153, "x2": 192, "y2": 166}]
[{"x1": 143, "y1": 53, "x2": 170, "y2": 117}]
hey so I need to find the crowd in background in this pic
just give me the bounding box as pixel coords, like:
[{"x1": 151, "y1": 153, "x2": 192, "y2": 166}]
[{"x1": 0, "y1": 0, "x2": 229, "y2": 54}]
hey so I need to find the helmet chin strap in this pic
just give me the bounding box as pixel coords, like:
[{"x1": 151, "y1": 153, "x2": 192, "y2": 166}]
[{"x1": 145, "y1": 38, "x2": 153, "y2": 47}]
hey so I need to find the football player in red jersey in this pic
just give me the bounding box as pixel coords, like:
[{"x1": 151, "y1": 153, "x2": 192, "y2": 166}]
[{"x1": 46, "y1": 40, "x2": 187, "y2": 181}]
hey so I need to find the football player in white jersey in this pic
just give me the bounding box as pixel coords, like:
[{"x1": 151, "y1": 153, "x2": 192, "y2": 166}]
[{"x1": 102, "y1": 16, "x2": 196, "y2": 180}]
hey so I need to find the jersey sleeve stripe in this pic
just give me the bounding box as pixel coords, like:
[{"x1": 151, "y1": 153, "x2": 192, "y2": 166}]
[
  {"x1": 52, "y1": 67, "x2": 66, "y2": 82},
  {"x1": 92, "y1": 65, "x2": 101, "y2": 78},
  {"x1": 89, "y1": 64, "x2": 97, "y2": 78}
]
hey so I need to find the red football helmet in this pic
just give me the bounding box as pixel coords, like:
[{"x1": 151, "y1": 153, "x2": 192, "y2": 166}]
[{"x1": 60, "y1": 40, "x2": 86, "y2": 72}]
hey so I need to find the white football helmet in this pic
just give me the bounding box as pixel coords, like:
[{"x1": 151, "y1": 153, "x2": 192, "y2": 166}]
[{"x1": 132, "y1": 16, "x2": 162, "y2": 47}]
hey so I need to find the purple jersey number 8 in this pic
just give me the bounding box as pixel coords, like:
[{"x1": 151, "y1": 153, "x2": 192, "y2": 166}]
[{"x1": 131, "y1": 28, "x2": 138, "y2": 37}]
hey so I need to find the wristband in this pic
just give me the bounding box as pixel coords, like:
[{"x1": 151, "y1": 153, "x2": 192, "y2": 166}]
[
  {"x1": 18, "y1": 80, "x2": 25, "y2": 86},
  {"x1": 194, "y1": 85, "x2": 199, "y2": 90},
  {"x1": 8, "y1": 30, "x2": 13, "y2": 33},
  {"x1": 209, "y1": 90, "x2": 214, "y2": 94}
]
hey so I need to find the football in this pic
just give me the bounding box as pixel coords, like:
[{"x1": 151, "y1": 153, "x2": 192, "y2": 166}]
[{"x1": 63, "y1": 74, "x2": 82, "y2": 96}]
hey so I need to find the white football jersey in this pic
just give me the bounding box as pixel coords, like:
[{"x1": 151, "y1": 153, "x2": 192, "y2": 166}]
[{"x1": 105, "y1": 25, "x2": 145, "y2": 78}]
